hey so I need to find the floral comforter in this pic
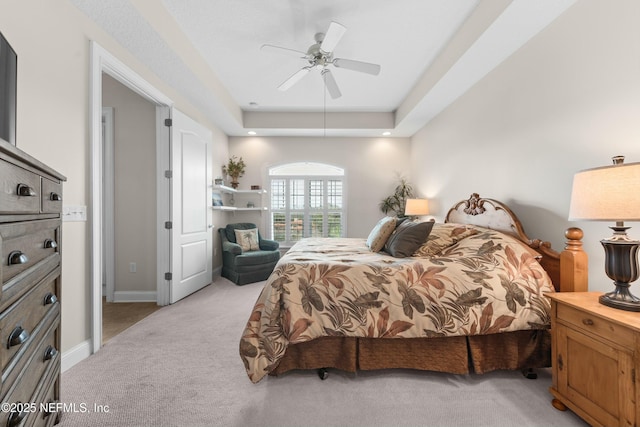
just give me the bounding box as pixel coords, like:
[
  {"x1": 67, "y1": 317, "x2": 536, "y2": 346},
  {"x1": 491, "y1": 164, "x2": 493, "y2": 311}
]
[{"x1": 239, "y1": 225, "x2": 555, "y2": 383}]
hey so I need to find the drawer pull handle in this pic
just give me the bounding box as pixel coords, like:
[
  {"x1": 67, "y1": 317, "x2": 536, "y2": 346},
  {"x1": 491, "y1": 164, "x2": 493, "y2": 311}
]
[
  {"x1": 7, "y1": 405, "x2": 27, "y2": 427},
  {"x1": 44, "y1": 239, "x2": 58, "y2": 249},
  {"x1": 44, "y1": 345, "x2": 59, "y2": 361},
  {"x1": 8, "y1": 251, "x2": 28, "y2": 265},
  {"x1": 557, "y1": 354, "x2": 564, "y2": 371},
  {"x1": 582, "y1": 318, "x2": 594, "y2": 326},
  {"x1": 8, "y1": 326, "x2": 29, "y2": 348},
  {"x1": 16, "y1": 183, "x2": 36, "y2": 197},
  {"x1": 42, "y1": 399, "x2": 58, "y2": 418},
  {"x1": 49, "y1": 192, "x2": 62, "y2": 201},
  {"x1": 44, "y1": 293, "x2": 58, "y2": 305}
]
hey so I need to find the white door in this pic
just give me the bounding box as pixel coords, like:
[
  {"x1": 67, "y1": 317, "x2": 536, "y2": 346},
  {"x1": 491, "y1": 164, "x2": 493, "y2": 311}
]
[{"x1": 169, "y1": 109, "x2": 213, "y2": 303}]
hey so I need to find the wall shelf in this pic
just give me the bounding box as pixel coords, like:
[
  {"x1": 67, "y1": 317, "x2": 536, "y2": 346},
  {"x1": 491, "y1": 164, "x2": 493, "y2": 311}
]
[
  {"x1": 211, "y1": 206, "x2": 267, "y2": 212},
  {"x1": 212, "y1": 184, "x2": 268, "y2": 212},
  {"x1": 214, "y1": 184, "x2": 266, "y2": 194}
]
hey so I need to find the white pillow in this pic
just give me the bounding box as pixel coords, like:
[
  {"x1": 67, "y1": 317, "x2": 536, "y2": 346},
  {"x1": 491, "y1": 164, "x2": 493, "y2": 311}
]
[
  {"x1": 366, "y1": 216, "x2": 397, "y2": 252},
  {"x1": 235, "y1": 228, "x2": 260, "y2": 251}
]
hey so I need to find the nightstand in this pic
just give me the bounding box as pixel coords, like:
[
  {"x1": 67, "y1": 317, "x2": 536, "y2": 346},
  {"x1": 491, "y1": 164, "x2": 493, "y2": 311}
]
[{"x1": 548, "y1": 292, "x2": 640, "y2": 427}]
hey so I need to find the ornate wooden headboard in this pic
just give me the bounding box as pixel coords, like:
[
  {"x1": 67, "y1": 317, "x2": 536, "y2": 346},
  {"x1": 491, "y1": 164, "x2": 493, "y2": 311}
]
[{"x1": 444, "y1": 193, "x2": 588, "y2": 293}]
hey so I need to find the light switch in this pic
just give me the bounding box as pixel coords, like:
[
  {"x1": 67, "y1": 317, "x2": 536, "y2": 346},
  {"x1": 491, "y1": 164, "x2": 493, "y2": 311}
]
[{"x1": 63, "y1": 205, "x2": 87, "y2": 222}]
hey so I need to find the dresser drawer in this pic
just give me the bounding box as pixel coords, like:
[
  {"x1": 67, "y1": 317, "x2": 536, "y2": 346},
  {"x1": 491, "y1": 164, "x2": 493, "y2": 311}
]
[
  {"x1": 1, "y1": 303, "x2": 59, "y2": 399},
  {"x1": 0, "y1": 275, "x2": 59, "y2": 376},
  {"x1": 0, "y1": 158, "x2": 41, "y2": 214},
  {"x1": 0, "y1": 346, "x2": 60, "y2": 427},
  {"x1": 32, "y1": 375, "x2": 60, "y2": 427},
  {"x1": 41, "y1": 178, "x2": 62, "y2": 214},
  {"x1": 1, "y1": 219, "x2": 61, "y2": 288},
  {"x1": 556, "y1": 302, "x2": 634, "y2": 348}
]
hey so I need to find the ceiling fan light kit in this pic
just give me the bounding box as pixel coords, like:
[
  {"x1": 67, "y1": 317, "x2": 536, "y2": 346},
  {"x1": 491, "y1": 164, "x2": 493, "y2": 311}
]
[{"x1": 262, "y1": 21, "x2": 381, "y2": 99}]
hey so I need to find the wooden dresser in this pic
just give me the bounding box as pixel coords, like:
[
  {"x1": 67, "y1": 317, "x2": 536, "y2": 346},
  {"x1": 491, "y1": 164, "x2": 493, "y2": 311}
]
[
  {"x1": 0, "y1": 140, "x2": 65, "y2": 427},
  {"x1": 548, "y1": 292, "x2": 640, "y2": 427}
]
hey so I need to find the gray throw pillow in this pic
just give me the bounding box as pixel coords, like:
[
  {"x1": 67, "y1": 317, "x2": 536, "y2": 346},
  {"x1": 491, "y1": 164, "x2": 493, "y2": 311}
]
[{"x1": 384, "y1": 220, "x2": 435, "y2": 258}]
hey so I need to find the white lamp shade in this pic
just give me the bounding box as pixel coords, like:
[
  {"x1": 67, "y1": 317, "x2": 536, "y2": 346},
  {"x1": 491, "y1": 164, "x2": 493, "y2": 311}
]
[
  {"x1": 569, "y1": 161, "x2": 640, "y2": 221},
  {"x1": 404, "y1": 198, "x2": 430, "y2": 216}
]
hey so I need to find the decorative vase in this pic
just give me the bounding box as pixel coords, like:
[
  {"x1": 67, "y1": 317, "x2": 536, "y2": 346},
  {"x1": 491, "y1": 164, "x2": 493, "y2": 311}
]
[{"x1": 230, "y1": 179, "x2": 239, "y2": 189}]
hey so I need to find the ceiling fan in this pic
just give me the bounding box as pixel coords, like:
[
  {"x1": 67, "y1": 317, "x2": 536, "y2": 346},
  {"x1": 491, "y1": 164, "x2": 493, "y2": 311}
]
[{"x1": 261, "y1": 21, "x2": 381, "y2": 99}]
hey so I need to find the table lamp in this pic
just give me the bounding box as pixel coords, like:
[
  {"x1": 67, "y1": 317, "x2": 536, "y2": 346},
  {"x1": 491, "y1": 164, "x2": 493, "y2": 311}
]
[
  {"x1": 404, "y1": 199, "x2": 430, "y2": 220},
  {"x1": 569, "y1": 156, "x2": 640, "y2": 311}
]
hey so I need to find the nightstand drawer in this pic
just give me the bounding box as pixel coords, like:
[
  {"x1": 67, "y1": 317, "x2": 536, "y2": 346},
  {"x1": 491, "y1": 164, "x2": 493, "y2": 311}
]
[{"x1": 556, "y1": 303, "x2": 634, "y2": 348}]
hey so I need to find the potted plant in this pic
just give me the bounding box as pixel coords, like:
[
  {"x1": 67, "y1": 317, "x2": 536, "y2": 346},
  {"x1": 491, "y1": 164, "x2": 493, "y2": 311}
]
[
  {"x1": 379, "y1": 178, "x2": 415, "y2": 217},
  {"x1": 222, "y1": 156, "x2": 246, "y2": 189}
]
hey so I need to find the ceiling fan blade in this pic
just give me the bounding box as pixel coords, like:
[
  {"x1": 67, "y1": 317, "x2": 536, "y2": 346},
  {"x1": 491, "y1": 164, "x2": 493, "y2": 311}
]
[
  {"x1": 261, "y1": 44, "x2": 308, "y2": 57},
  {"x1": 278, "y1": 67, "x2": 311, "y2": 91},
  {"x1": 322, "y1": 69, "x2": 342, "y2": 99},
  {"x1": 333, "y1": 58, "x2": 381, "y2": 75},
  {"x1": 320, "y1": 21, "x2": 347, "y2": 53}
]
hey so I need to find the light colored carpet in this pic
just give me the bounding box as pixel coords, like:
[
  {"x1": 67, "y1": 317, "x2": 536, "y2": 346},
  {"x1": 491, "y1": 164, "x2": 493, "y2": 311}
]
[{"x1": 60, "y1": 277, "x2": 588, "y2": 427}]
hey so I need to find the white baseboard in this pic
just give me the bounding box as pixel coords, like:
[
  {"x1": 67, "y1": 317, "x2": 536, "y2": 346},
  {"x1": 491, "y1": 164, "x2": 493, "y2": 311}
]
[
  {"x1": 113, "y1": 291, "x2": 157, "y2": 302},
  {"x1": 62, "y1": 339, "x2": 92, "y2": 373}
]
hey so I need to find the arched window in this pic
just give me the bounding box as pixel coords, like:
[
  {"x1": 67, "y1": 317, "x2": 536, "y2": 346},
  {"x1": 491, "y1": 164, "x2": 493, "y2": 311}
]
[{"x1": 269, "y1": 162, "x2": 345, "y2": 246}]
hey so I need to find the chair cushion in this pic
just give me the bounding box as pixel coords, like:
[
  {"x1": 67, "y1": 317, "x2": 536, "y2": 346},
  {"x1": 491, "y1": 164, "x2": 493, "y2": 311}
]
[{"x1": 234, "y1": 250, "x2": 281, "y2": 267}]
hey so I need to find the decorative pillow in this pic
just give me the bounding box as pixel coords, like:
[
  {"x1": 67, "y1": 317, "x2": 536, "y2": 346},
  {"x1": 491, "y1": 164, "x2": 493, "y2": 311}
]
[
  {"x1": 413, "y1": 223, "x2": 479, "y2": 257},
  {"x1": 384, "y1": 220, "x2": 435, "y2": 258},
  {"x1": 234, "y1": 228, "x2": 260, "y2": 252},
  {"x1": 366, "y1": 216, "x2": 397, "y2": 252}
]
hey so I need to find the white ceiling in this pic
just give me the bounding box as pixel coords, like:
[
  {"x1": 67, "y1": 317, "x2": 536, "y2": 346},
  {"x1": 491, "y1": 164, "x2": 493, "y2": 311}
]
[{"x1": 70, "y1": 0, "x2": 576, "y2": 137}]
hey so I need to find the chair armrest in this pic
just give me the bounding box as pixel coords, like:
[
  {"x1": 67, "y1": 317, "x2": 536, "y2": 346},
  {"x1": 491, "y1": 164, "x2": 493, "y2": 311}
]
[
  {"x1": 259, "y1": 239, "x2": 280, "y2": 251},
  {"x1": 222, "y1": 240, "x2": 243, "y2": 255}
]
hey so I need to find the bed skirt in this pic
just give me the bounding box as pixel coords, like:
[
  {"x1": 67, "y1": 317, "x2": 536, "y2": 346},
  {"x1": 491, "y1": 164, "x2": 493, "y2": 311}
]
[{"x1": 270, "y1": 330, "x2": 551, "y2": 377}]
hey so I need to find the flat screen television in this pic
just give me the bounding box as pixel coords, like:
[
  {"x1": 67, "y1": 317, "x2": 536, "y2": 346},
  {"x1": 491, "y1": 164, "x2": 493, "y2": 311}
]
[{"x1": 0, "y1": 31, "x2": 17, "y2": 146}]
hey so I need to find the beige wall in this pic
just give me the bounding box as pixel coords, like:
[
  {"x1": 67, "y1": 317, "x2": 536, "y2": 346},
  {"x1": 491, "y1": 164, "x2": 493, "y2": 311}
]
[
  {"x1": 0, "y1": 0, "x2": 228, "y2": 353},
  {"x1": 102, "y1": 74, "x2": 156, "y2": 297},
  {"x1": 410, "y1": 0, "x2": 640, "y2": 293},
  {"x1": 228, "y1": 136, "x2": 412, "y2": 240}
]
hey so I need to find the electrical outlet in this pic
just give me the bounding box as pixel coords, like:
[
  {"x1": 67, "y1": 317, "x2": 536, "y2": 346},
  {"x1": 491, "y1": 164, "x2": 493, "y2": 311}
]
[{"x1": 129, "y1": 262, "x2": 137, "y2": 273}]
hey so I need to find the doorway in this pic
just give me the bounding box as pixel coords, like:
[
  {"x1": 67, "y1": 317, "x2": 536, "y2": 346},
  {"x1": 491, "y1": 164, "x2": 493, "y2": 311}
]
[
  {"x1": 90, "y1": 42, "x2": 213, "y2": 353},
  {"x1": 100, "y1": 75, "x2": 162, "y2": 343},
  {"x1": 90, "y1": 42, "x2": 173, "y2": 352}
]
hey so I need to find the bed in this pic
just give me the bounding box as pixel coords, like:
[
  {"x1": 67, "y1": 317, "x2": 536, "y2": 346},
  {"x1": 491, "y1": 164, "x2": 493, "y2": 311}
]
[{"x1": 239, "y1": 193, "x2": 588, "y2": 383}]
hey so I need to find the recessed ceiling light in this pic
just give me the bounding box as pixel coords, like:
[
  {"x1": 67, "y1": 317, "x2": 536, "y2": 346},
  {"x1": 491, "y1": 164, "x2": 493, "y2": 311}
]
[
  {"x1": 382, "y1": 131, "x2": 391, "y2": 136},
  {"x1": 247, "y1": 131, "x2": 257, "y2": 135}
]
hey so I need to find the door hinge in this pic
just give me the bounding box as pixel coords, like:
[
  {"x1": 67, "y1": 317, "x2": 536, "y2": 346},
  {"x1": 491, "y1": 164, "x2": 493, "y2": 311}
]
[
  {"x1": 164, "y1": 272, "x2": 172, "y2": 281},
  {"x1": 164, "y1": 170, "x2": 173, "y2": 179},
  {"x1": 164, "y1": 118, "x2": 172, "y2": 127},
  {"x1": 164, "y1": 221, "x2": 172, "y2": 229}
]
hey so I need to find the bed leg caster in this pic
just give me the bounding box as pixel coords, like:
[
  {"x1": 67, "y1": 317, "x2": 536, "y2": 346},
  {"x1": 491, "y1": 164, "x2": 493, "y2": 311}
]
[
  {"x1": 317, "y1": 368, "x2": 329, "y2": 380},
  {"x1": 522, "y1": 368, "x2": 537, "y2": 379}
]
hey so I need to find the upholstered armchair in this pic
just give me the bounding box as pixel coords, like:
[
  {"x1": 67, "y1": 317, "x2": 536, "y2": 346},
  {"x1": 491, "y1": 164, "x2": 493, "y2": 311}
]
[{"x1": 219, "y1": 223, "x2": 280, "y2": 285}]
